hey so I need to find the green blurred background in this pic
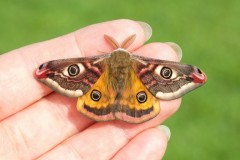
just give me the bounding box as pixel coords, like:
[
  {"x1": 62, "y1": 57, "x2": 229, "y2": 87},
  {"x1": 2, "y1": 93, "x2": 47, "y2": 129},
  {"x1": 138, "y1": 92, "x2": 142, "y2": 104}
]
[{"x1": 0, "y1": 0, "x2": 239, "y2": 159}]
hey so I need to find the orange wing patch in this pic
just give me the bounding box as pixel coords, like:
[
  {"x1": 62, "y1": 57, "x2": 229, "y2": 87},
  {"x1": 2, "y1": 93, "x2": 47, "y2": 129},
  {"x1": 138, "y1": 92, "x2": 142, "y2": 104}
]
[
  {"x1": 77, "y1": 68, "x2": 160, "y2": 123},
  {"x1": 114, "y1": 69, "x2": 160, "y2": 123},
  {"x1": 77, "y1": 71, "x2": 116, "y2": 121}
]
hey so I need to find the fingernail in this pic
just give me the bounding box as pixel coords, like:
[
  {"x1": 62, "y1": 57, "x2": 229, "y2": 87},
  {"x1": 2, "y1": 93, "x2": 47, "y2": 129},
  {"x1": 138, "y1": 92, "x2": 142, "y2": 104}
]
[
  {"x1": 157, "y1": 125, "x2": 171, "y2": 141},
  {"x1": 165, "y1": 42, "x2": 183, "y2": 60},
  {"x1": 136, "y1": 21, "x2": 152, "y2": 42}
]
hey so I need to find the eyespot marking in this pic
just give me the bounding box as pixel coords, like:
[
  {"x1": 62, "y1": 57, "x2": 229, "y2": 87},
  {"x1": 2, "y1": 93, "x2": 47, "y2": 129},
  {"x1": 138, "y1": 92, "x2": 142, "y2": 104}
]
[
  {"x1": 91, "y1": 90, "x2": 101, "y2": 101},
  {"x1": 160, "y1": 67, "x2": 172, "y2": 79},
  {"x1": 154, "y1": 65, "x2": 177, "y2": 80},
  {"x1": 136, "y1": 91, "x2": 147, "y2": 103},
  {"x1": 63, "y1": 63, "x2": 85, "y2": 77},
  {"x1": 68, "y1": 64, "x2": 80, "y2": 76}
]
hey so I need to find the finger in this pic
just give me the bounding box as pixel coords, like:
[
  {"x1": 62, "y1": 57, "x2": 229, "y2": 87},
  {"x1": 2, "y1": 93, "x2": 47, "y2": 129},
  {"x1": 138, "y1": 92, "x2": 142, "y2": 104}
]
[
  {"x1": 0, "y1": 42, "x2": 181, "y2": 159},
  {"x1": 113, "y1": 127, "x2": 169, "y2": 160},
  {"x1": 0, "y1": 94, "x2": 180, "y2": 159},
  {"x1": 37, "y1": 104, "x2": 174, "y2": 160},
  {"x1": 0, "y1": 19, "x2": 151, "y2": 120},
  {"x1": 134, "y1": 42, "x2": 181, "y2": 61},
  {"x1": 0, "y1": 93, "x2": 93, "y2": 160}
]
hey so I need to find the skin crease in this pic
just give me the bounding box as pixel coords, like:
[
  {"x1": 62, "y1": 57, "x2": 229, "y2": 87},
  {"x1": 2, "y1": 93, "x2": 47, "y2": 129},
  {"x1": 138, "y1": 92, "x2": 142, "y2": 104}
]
[{"x1": 0, "y1": 19, "x2": 181, "y2": 160}]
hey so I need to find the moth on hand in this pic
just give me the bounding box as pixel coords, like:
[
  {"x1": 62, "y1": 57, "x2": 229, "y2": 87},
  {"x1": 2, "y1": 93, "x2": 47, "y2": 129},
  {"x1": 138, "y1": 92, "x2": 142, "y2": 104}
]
[{"x1": 35, "y1": 35, "x2": 207, "y2": 123}]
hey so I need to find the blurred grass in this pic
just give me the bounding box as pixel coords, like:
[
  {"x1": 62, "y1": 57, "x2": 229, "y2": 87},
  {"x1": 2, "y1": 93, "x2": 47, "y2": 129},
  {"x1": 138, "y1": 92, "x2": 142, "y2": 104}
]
[{"x1": 0, "y1": 0, "x2": 239, "y2": 159}]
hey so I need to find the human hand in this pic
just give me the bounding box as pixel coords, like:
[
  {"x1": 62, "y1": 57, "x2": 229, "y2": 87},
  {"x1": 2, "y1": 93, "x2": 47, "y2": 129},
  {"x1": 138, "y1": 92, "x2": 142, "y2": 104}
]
[{"x1": 0, "y1": 19, "x2": 181, "y2": 159}]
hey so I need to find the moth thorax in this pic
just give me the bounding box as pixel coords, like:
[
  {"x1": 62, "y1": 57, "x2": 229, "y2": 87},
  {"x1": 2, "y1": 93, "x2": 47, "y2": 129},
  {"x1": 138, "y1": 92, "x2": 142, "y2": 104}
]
[{"x1": 108, "y1": 50, "x2": 132, "y2": 91}]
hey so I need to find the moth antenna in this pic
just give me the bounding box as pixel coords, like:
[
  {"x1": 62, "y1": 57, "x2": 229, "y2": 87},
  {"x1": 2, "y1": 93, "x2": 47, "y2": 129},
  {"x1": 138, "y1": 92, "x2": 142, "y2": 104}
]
[
  {"x1": 104, "y1": 34, "x2": 120, "y2": 49},
  {"x1": 121, "y1": 34, "x2": 136, "y2": 49}
]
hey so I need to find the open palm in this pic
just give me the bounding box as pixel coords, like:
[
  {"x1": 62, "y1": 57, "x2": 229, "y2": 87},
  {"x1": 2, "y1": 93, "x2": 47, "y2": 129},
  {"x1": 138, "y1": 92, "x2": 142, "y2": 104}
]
[{"x1": 0, "y1": 19, "x2": 181, "y2": 160}]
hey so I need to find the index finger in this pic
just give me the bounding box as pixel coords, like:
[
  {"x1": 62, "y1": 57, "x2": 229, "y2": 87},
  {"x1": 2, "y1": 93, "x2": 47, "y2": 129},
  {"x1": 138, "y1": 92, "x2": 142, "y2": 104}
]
[{"x1": 0, "y1": 19, "x2": 150, "y2": 120}]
